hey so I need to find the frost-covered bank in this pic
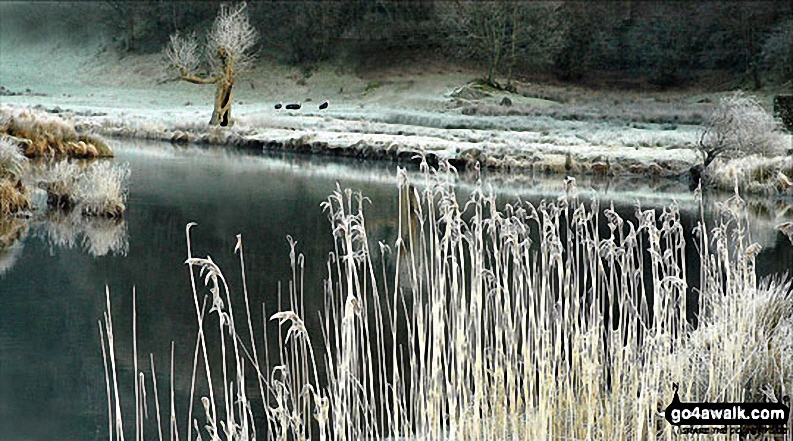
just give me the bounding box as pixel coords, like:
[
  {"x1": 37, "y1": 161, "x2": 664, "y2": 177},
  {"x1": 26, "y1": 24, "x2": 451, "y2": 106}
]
[
  {"x1": 3, "y1": 82, "x2": 791, "y2": 196},
  {"x1": 1, "y1": 35, "x2": 789, "y2": 190},
  {"x1": 5, "y1": 99, "x2": 704, "y2": 179},
  {"x1": 1, "y1": 106, "x2": 113, "y2": 158}
]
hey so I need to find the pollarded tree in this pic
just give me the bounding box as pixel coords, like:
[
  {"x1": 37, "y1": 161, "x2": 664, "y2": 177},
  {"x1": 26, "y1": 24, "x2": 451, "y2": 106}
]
[{"x1": 164, "y1": 2, "x2": 257, "y2": 126}]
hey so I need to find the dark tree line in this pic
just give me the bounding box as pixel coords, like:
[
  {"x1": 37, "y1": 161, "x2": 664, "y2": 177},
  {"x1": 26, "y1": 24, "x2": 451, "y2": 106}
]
[{"x1": 23, "y1": 1, "x2": 793, "y2": 88}]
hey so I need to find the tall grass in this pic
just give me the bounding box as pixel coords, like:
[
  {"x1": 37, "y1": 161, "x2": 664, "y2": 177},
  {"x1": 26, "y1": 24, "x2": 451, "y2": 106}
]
[
  {"x1": 0, "y1": 138, "x2": 31, "y2": 215},
  {"x1": 28, "y1": 160, "x2": 130, "y2": 218},
  {"x1": 0, "y1": 106, "x2": 113, "y2": 158},
  {"x1": 100, "y1": 161, "x2": 792, "y2": 440},
  {"x1": 709, "y1": 155, "x2": 793, "y2": 196}
]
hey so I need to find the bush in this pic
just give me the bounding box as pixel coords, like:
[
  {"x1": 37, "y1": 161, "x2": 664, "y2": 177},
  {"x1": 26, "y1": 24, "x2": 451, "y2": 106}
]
[{"x1": 698, "y1": 91, "x2": 783, "y2": 167}]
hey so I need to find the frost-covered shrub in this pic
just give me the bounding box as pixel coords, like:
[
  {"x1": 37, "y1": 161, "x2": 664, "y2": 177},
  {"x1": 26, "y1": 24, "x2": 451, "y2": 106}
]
[
  {"x1": 0, "y1": 139, "x2": 30, "y2": 215},
  {"x1": 34, "y1": 160, "x2": 130, "y2": 218},
  {"x1": 0, "y1": 139, "x2": 27, "y2": 180},
  {"x1": 77, "y1": 161, "x2": 130, "y2": 217},
  {"x1": 699, "y1": 92, "x2": 783, "y2": 167}
]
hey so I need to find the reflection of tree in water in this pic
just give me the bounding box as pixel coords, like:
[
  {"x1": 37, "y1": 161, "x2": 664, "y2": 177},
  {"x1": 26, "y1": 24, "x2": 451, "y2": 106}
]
[
  {"x1": 0, "y1": 216, "x2": 29, "y2": 275},
  {"x1": 33, "y1": 209, "x2": 128, "y2": 257}
]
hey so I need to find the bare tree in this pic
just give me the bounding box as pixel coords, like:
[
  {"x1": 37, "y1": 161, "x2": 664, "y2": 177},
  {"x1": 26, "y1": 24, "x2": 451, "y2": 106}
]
[
  {"x1": 446, "y1": 1, "x2": 510, "y2": 87},
  {"x1": 444, "y1": 1, "x2": 563, "y2": 88},
  {"x1": 164, "y1": 2, "x2": 257, "y2": 126},
  {"x1": 698, "y1": 92, "x2": 782, "y2": 168}
]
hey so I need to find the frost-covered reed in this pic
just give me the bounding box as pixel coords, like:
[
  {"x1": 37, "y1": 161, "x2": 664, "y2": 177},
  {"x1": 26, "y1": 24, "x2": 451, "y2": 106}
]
[
  {"x1": 101, "y1": 161, "x2": 793, "y2": 440},
  {"x1": 0, "y1": 138, "x2": 30, "y2": 215},
  {"x1": 709, "y1": 154, "x2": 793, "y2": 196},
  {"x1": 29, "y1": 160, "x2": 130, "y2": 218},
  {"x1": 0, "y1": 106, "x2": 113, "y2": 158}
]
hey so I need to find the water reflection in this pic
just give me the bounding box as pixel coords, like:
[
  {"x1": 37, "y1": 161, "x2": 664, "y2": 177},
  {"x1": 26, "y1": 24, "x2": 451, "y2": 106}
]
[
  {"x1": 0, "y1": 159, "x2": 130, "y2": 274},
  {"x1": 0, "y1": 140, "x2": 791, "y2": 440},
  {"x1": 0, "y1": 217, "x2": 27, "y2": 275},
  {"x1": 33, "y1": 209, "x2": 128, "y2": 257},
  {"x1": 0, "y1": 212, "x2": 127, "y2": 273}
]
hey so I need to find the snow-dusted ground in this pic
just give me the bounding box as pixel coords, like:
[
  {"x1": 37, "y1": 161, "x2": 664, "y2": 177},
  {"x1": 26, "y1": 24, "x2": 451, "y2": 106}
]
[
  {"x1": 4, "y1": 22, "x2": 792, "y2": 182},
  {"x1": 1, "y1": 28, "x2": 729, "y2": 177}
]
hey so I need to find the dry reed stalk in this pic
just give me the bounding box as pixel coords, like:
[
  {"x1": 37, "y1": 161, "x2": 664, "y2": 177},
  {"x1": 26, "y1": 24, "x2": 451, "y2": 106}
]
[
  {"x1": 150, "y1": 354, "x2": 165, "y2": 441},
  {"x1": 0, "y1": 107, "x2": 113, "y2": 158},
  {"x1": 0, "y1": 178, "x2": 30, "y2": 215},
  {"x1": 100, "y1": 161, "x2": 792, "y2": 441}
]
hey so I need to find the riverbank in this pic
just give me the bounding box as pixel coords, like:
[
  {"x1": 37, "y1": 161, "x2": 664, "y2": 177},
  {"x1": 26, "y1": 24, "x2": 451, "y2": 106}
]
[{"x1": 1, "y1": 37, "x2": 790, "y2": 187}]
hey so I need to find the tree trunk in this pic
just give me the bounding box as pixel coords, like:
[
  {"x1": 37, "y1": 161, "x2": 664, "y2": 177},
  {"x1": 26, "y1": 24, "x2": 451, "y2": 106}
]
[
  {"x1": 488, "y1": 60, "x2": 496, "y2": 87},
  {"x1": 210, "y1": 76, "x2": 234, "y2": 127},
  {"x1": 506, "y1": 1, "x2": 518, "y2": 86}
]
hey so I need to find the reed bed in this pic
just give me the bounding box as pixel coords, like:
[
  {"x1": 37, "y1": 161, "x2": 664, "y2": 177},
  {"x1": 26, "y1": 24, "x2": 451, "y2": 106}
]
[
  {"x1": 100, "y1": 161, "x2": 792, "y2": 440},
  {"x1": 0, "y1": 106, "x2": 113, "y2": 158},
  {"x1": 0, "y1": 138, "x2": 30, "y2": 215},
  {"x1": 709, "y1": 155, "x2": 793, "y2": 196},
  {"x1": 29, "y1": 160, "x2": 130, "y2": 218}
]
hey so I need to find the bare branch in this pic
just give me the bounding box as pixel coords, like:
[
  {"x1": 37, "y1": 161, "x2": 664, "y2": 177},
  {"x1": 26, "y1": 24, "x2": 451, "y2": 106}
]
[
  {"x1": 207, "y1": 2, "x2": 258, "y2": 73},
  {"x1": 179, "y1": 74, "x2": 224, "y2": 85},
  {"x1": 163, "y1": 32, "x2": 200, "y2": 76}
]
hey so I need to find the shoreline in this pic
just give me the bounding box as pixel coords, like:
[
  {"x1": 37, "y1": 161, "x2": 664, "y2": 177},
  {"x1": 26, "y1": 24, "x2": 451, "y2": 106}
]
[{"x1": 6, "y1": 101, "x2": 702, "y2": 180}]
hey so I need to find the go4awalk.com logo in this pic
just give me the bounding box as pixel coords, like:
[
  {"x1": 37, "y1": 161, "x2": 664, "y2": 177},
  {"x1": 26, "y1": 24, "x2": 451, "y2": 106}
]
[{"x1": 664, "y1": 383, "x2": 790, "y2": 436}]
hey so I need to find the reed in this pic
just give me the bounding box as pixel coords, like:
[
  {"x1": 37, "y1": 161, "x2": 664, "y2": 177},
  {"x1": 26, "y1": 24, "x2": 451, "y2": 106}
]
[
  {"x1": 709, "y1": 155, "x2": 793, "y2": 195},
  {"x1": 30, "y1": 159, "x2": 130, "y2": 219},
  {"x1": 0, "y1": 139, "x2": 30, "y2": 215},
  {"x1": 0, "y1": 106, "x2": 113, "y2": 158},
  {"x1": 100, "y1": 161, "x2": 793, "y2": 440}
]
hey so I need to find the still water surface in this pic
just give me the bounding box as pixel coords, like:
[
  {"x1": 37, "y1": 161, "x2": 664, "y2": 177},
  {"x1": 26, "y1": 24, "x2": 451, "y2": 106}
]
[{"x1": 1, "y1": 141, "x2": 791, "y2": 440}]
